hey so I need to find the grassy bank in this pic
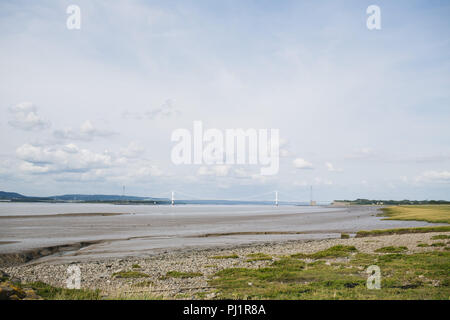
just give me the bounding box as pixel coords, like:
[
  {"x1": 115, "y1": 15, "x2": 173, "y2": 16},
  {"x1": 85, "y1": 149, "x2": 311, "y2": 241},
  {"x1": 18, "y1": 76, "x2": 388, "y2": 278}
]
[
  {"x1": 4, "y1": 226, "x2": 449, "y2": 300},
  {"x1": 380, "y1": 205, "x2": 450, "y2": 224},
  {"x1": 356, "y1": 226, "x2": 450, "y2": 238},
  {"x1": 209, "y1": 246, "x2": 450, "y2": 299}
]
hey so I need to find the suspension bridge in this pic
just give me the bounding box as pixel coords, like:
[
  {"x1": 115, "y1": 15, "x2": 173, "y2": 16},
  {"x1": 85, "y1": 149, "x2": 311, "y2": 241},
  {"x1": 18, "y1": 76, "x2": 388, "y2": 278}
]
[{"x1": 141, "y1": 187, "x2": 331, "y2": 206}]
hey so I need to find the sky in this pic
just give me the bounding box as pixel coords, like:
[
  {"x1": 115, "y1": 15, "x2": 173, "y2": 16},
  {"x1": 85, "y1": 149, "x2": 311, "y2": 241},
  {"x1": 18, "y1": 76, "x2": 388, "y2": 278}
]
[{"x1": 0, "y1": 0, "x2": 449, "y2": 201}]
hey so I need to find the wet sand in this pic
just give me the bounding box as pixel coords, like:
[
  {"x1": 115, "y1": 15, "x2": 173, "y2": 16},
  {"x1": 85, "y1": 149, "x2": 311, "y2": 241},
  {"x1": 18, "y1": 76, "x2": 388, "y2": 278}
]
[{"x1": 0, "y1": 204, "x2": 441, "y2": 266}]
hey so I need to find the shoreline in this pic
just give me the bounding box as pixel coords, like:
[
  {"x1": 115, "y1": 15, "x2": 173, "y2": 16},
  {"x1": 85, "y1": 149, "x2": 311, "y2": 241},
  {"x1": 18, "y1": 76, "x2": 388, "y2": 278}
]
[{"x1": 4, "y1": 230, "x2": 449, "y2": 299}]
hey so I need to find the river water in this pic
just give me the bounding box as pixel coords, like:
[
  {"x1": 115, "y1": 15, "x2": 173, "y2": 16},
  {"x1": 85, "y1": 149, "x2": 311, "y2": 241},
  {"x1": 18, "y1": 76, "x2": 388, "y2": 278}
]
[{"x1": 0, "y1": 203, "x2": 437, "y2": 263}]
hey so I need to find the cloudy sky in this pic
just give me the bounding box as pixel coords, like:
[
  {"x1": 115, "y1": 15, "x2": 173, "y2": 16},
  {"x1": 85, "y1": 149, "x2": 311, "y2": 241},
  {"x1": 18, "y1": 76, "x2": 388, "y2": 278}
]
[{"x1": 0, "y1": 0, "x2": 449, "y2": 201}]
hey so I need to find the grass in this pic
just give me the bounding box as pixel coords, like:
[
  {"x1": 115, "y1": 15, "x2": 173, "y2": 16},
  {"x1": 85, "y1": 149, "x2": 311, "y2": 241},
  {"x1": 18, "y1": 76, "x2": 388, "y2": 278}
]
[
  {"x1": 246, "y1": 253, "x2": 273, "y2": 262},
  {"x1": 210, "y1": 254, "x2": 239, "y2": 259},
  {"x1": 25, "y1": 281, "x2": 101, "y2": 300},
  {"x1": 112, "y1": 271, "x2": 150, "y2": 279},
  {"x1": 374, "y1": 246, "x2": 408, "y2": 253},
  {"x1": 432, "y1": 235, "x2": 450, "y2": 240},
  {"x1": 160, "y1": 271, "x2": 203, "y2": 279},
  {"x1": 431, "y1": 242, "x2": 446, "y2": 247},
  {"x1": 107, "y1": 292, "x2": 163, "y2": 300},
  {"x1": 380, "y1": 205, "x2": 450, "y2": 224},
  {"x1": 341, "y1": 233, "x2": 350, "y2": 239},
  {"x1": 291, "y1": 245, "x2": 357, "y2": 259},
  {"x1": 356, "y1": 226, "x2": 450, "y2": 238},
  {"x1": 132, "y1": 264, "x2": 141, "y2": 269},
  {"x1": 209, "y1": 250, "x2": 450, "y2": 299},
  {"x1": 133, "y1": 280, "x2": 154, "y2": 287}
]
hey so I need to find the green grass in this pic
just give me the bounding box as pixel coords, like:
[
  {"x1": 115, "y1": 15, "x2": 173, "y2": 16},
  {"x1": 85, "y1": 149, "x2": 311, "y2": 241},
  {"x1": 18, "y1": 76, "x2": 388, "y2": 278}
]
[
  {"x1": 209, "y1": 250, "x2": 450, "y2": 299},
  {"x1": 132, "y1": 264, "x2": 141, "y2": 269},
  {"x1": 432, "y1": 235, "x2": 450, "y2": 240},
  {"x1": 417, "y1": 243, "x2": 429, "y2": 247},
  {"x1": 341, "y1": 233, "x2": 350, "y2": 239},
  {"x1": 133, "y1": 280, "x2": 154, "y2": 287},
  {"x1": 374, "y1": 246, "x2": 408, "y2": 253},
  {"x1": 107, "y1": 292, "x2": 163, "y2": 300},
  {"x1": 291, "y1": 245, "x2": 358, "y2": 259},
  {"x1": 246, "y1": 253, "x2": 273, "y2": 262},
  {"x1": 210, "y1": 254, "x2": 239, "y2": 259},
  {"x1": 160, "y1": 271, "x2": 203, "y2": 279},
  {"x1": 431, "y1": 242, "x2": 446, "y2": 247},
  {"x1": 25, "y1": 281, "x2": 101, "y2": 300},
  {"x1": 380, "y1": 205, "x2": 450, "y2": 224},
  {"x1": 112, "y1": 271, "x2": 150, "y2": 279},
  {"x1": 356, "y1": 226, "x2": 450, "y2": 238}
]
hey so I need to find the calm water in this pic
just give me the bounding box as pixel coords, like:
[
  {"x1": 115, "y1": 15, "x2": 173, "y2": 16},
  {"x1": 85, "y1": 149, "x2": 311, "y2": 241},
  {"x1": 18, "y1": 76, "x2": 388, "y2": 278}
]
[
  {"x1": 0, "y1": 202, "x2": 334, "y2": 216},
  {"x1": 0, "y1": 203, "x2": 438, "y2": 263}
]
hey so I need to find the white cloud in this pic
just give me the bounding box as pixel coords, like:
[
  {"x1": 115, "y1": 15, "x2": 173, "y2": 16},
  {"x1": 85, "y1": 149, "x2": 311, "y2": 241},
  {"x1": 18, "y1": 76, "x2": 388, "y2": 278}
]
[
  {"x1": 15, "y1": 142, "x2": 163, "y2": 184},
  {"x1": 8, "y1": 102, "x2": 50, "y2": 131},
  {"x1": 293, "y1": 178, "x2": 333, "y2": 186},
  {"x1": 197, "y1": 165, "x2": 230, "y2": 177},
  {"x1": 415, "y1": 171, "x2": 450, "y2": 183},
  {"x1": 53, "y1": 120, "x2": 114, "y2": 141},
  {"x1": 145, "y1": 99, "x2": 180, "y2": 119},
  {"x1": 119, "y1": 141, "x2": 145, "y2": 159},
  {"x1": 279, "y1": 138, "x2": 291, "y2": 157},
  {"x1": 325, "y1": 162, "x2": 343, "y2": 172},
  {"x1": 123, "y1": 100, "x2": 180, "y2": 120},
  {"x1": 293, "y1": 158, "x2": 313, "y2": 169},
  {"x1": 346, "y1": 147, "x2": 375, "y2": 159},
  {"x1": 314, "y1": 177, "x2": 333, "y2": 185},
  {"x1": 16, "y1": 143, "x2": 112, "y2": 174}
]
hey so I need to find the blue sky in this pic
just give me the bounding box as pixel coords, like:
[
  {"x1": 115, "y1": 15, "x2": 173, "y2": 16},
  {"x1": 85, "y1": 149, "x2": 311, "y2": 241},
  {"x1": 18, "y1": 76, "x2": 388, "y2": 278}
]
[{"x1": 0, "y1": 0, "x2": 449, "y2": 201}]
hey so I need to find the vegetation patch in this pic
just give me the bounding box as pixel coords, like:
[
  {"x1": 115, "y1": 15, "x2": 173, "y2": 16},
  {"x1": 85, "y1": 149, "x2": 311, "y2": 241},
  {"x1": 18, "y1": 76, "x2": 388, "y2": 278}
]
[
  {"x1": 210, "y1": 254, "x2": 239, "y2": 259},
  {"x1": 431, "y1": 242, "x2": 446, "y2": 247},
  {"x1": 160, "y1": 271, "x2": 203, "y2": 279},
  {"x1": 374, "y1": 246, "x2": 408, "y2": 253},
  {"x1": 26, "y1": 281, "x2": 101, "y2": 300},
  {"x1": 112, "y1": 271, "x2": 150, "y2": 279},
  {"x1": 132, "y1": 264, "x2": 141, "y2": 269},
  {"x1": 291, "y1": 245, "x2": 357, "y2": 260},
  {"x1": 380, "y1": 205, "x2": 450, "y2": 224},
  {"x1": 209, "y1": 249, "x2": 450, "y2": 299},
  {"x1": 341, "y1": 233, "x2": 350, "y2": 239},
  {"x1": 246, "y1": 253, "x2": 273, "y2": 262},
  {"x1": 107, "y1": 292, "x2": 163, "y2": 300},
  {"x1": 133, "y1": 280, "x2": 154, "y2": 287},
  {"x1": 431, "y1": 235, "x2": 450, "y2": 240},
  {"x1": 356, "y1": 226, "x2": 450, "y2": 238}
]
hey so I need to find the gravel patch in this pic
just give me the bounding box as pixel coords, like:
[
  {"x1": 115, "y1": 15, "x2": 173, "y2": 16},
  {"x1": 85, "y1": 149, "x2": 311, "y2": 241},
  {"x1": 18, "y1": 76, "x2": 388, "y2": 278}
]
[{"x1": 4, "y1": 231, "x2": 449, "y2": 299}]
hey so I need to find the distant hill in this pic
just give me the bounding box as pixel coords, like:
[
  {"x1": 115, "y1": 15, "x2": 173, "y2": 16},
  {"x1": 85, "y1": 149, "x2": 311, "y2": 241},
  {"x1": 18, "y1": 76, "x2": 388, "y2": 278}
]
[
  {"x1": 334, "y1": 199, "x2": 450, "y2": 205},
  {"x1": 51, "y1": 194, "x2": 169, "y2": 201},
  {"x1": 0, "y1": 190, "x2": 311, "y2": 205},
  {"x1": 0, "y1": 191, "x2": 168, "y2": 202},
  {"x1": 0, "y1": 191, "x2": 27, "y2": 199}
]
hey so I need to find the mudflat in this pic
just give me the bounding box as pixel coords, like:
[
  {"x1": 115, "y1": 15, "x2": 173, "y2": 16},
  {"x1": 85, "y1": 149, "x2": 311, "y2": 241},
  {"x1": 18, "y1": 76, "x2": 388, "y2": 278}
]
[{"x1": 0, "y1": 204, "x2": 442, "y2": 266}]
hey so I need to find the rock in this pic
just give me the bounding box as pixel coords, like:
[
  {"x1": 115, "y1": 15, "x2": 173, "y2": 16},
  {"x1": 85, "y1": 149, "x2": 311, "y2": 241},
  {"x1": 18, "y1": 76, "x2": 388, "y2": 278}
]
[
  {"x1": 0, "y1": 281, "x2": 42, "y2": 300},
  {"x1": 0, "y1": 282, "x2": 26, "y2": 300},
  {"x1": 0, "y1": 270, "x2": 10, "y2": 281},
  {"x1": 0, "y1": 285, "x2": 15, "y2": 300}
]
